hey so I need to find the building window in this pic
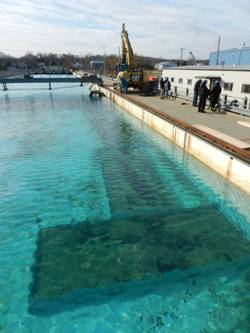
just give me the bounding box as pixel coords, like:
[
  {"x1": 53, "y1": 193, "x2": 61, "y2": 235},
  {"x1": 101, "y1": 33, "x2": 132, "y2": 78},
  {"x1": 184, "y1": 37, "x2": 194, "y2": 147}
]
[
  {"x1": 224, "y1": 82, "x2": 233, "y2": 91},
  {"x1": 178, "y1": 78, "x2": 183, "y2": 84},
  {"x1": 187, "y1": 79, "x2": 192, "y2": 85},
  {"x1": 171, "y1": 77, "x2": 174, "y2": 83},
  {"x1": 241, "y1": 84, "x2": 250, "y2": 94}
]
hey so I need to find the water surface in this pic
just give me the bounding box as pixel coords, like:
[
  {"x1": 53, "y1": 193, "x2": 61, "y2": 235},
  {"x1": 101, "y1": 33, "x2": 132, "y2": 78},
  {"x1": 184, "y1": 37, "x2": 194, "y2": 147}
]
[{"x1": 0, "y1": 84, "x2": 250, "y2": 332}]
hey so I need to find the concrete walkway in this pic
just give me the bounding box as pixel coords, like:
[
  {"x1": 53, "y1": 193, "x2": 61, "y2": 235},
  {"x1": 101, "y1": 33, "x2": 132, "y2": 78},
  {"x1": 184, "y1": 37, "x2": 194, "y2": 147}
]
[{"x1": 127, "y1": 94, "x2": 250, "y2": 146}]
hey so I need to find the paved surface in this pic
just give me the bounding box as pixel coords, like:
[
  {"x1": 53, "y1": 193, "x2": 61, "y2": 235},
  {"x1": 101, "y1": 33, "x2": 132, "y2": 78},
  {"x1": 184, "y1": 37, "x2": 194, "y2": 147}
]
[
  {"x1": 101, "y1": 76, "x2": 117, "y2": 86},
  {"x1": 126, "y1": 94, "x2": 250, "y2": 146}
]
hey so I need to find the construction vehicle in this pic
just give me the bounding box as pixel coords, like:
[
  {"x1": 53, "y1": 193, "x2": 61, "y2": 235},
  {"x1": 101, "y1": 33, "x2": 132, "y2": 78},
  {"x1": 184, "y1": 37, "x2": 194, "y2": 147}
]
[{"x1": 115, "y1": 23, "x2": 158, "y2": 95}]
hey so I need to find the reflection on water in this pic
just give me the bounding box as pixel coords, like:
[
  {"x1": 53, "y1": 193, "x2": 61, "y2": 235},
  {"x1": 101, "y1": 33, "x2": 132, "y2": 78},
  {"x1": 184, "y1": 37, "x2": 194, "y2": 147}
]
[{"x1": 4, "y1": 94, "x2": 10, "y2": 109}]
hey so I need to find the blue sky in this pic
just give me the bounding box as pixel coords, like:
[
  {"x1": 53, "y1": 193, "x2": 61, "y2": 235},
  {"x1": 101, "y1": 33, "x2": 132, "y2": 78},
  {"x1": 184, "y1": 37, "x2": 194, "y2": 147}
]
[{"x1": 1, "y1": 0, "x2": 250, "y2": 59}]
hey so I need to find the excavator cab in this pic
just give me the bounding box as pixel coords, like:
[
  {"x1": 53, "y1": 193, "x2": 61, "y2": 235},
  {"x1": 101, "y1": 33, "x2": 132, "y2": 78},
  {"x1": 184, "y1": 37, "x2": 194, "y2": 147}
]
[
  {"x1": 116, "y1": 63, "x2": 128, "y2": 73},
  {"x1": 117, "y1": 70, "x2": 142, "y2": 90}
]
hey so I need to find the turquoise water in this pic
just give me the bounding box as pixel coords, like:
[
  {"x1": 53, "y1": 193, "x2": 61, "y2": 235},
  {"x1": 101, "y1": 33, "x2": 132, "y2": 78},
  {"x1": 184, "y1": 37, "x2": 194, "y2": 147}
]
[{"x1": 1, "y1": 84, "x2": 250, "y2": 332}]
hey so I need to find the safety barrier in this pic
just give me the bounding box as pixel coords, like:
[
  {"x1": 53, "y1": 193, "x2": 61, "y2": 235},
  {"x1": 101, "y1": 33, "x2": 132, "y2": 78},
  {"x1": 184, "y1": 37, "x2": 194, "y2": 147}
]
[{"x1": 172, "y1": 86, "x2": 250, "y2": 116}]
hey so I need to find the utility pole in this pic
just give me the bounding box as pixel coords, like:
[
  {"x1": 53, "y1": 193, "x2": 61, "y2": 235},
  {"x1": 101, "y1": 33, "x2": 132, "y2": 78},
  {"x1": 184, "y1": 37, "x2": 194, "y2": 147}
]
[
  {"x1": 216, "y1": 36, "x2": 221, "y2": 65},
  {"x1": 180, "y1": 48, "x2": 184, "y2": 66},
  {"x1": 239, "y1": 43, "x2": 246, "y2": 65},
  {"x1": 238, "y1": 47, "x2": 242, "y2": 65}
]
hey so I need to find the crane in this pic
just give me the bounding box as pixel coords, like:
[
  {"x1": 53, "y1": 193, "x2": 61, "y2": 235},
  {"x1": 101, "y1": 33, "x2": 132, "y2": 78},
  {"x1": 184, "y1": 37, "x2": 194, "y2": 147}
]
[{"x1": 189, "y1": 51, "x2": 197, "y2": 65}]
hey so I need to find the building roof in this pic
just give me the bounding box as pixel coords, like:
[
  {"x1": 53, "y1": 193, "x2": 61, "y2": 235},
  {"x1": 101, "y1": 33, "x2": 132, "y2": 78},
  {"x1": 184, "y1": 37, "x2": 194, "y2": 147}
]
[
  {"x1": 155, "y1": 61, "x2": 177, "y2": 66},
  {"x1": 154, "y1": 62, "x2": 177, "y2": 70},
  {"x1": 163, "y1": 65, "x2": 250, "y2": 72},
  {"x1": 210, "y1": 47, "x2": 250, "y2": 55}
]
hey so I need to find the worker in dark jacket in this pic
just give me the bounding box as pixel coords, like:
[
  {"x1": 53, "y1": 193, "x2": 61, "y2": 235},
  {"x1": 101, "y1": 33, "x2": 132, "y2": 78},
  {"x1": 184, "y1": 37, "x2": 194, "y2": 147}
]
[
  {"x1": 210, "y1": 81, "x2": 221, "y2": 111},
  {"x1": 198, "y1": 80, "x2": 210, "y2": 113},
  {"x1": 159, "y1": 77, "x2": 164, "y2": 99},
  {"x1": 163, "y1": 77, "x2": 171, "y2": 99},
  {"x1": 192, "y1": 79, "x2": 201, "y2": 106}
]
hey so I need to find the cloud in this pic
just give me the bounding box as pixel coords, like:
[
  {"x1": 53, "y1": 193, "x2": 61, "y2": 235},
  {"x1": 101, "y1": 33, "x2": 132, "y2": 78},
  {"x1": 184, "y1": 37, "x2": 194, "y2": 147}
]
[{"x1": 0, "y1": 0, "x2": 250, "y2": 59}]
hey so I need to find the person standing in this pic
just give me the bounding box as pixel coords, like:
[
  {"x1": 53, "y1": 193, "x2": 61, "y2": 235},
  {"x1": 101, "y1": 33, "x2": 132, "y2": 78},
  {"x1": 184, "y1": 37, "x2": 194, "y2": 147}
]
[
  {"x1": 120, "y1": 76, "x2": 128, "y2": 94},
  {"x1": 198, "y1": 80, "x2": 210, "y2": 113},
  {"x1": 193, "y1": 79, "x2": 201, "y2": 106},
  {"x1": 159, "y1": 77, "x2": 164, "y2": 99},
  {"x1": 210, "y1": 81, "x2": 221, "y2": 111},
  {"x1": 163, "y1": 77, "x2": 171, "y2": 99}
]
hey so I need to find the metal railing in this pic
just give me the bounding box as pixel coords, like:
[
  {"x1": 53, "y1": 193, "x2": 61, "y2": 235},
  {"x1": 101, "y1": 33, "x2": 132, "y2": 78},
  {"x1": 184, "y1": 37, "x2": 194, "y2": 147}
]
[{"x1": 172, "y1": 86, "x2": 250, "y2": 116}]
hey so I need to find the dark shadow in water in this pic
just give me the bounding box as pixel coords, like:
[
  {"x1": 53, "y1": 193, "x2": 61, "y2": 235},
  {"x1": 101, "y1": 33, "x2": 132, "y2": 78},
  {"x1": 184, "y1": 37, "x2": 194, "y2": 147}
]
[
  {"x1": 3, "y1": 94, "x2": 11, "y2": 111},
  {"x1": 29, "y1": 204, "x2": 250, "y2": 316},
  {"x1": 49, "y1": 92, "x2": 54, "y2": 110},
  {"x1": 28, "y1": 96, "x2": 35, "y2": 113},
  {"x1": 4, "y1": 94, "x2": 10, "y2": 105}
]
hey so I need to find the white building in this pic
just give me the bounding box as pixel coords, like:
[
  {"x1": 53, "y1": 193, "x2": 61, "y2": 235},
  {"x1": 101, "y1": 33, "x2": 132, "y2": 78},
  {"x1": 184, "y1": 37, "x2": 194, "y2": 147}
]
[
  {"x1": 90, "y1": 60, "x2": 105, "y2": 72},
  {"x1": 162, "y1": 65, "x2": 250, "y2": 115}
]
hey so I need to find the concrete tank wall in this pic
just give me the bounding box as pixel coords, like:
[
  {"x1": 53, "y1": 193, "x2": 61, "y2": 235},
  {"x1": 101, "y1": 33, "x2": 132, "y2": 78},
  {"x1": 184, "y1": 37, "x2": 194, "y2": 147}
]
[{"x1": 101, "y1": 87, "x2": 250, "y2": 196}]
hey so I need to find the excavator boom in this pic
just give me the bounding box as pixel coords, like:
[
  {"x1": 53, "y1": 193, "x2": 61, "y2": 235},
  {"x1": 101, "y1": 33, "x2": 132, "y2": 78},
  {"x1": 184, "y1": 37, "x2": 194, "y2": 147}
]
[{"x1": 121, "y1": 23, "x2": 134, "y2": 70}]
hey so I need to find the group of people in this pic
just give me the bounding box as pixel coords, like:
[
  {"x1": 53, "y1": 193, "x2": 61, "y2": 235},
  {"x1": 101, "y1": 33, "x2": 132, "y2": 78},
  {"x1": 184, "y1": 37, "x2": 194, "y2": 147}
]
[
  {"x1": 193, "y1": 79, "x2": 221, "y2": 113},
  {"x1": 159, "y1": 77, "x2": 171, "y2": 99},
  {"x1": 121, "y1": 75, "x2": 221, "y2": 114}
]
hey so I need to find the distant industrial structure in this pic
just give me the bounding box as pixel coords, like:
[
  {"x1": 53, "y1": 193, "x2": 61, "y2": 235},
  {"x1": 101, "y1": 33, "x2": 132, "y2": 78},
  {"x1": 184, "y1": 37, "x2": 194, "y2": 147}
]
[
  {"x1": 154, "y1": 62, "x2": 177, "y2": 70},
  {"x1": 90, "y1": 60, "x2": 105, "y2": 72},
  {"x1": 210, "y1": 46, "x2": 250, "y2": 66}
]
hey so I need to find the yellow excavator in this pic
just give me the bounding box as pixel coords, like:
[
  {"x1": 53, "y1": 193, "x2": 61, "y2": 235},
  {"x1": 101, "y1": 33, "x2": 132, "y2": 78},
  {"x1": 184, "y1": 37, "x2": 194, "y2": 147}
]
[{"x1": 116, "y1": 23, "x2": 158, "y2": 95}]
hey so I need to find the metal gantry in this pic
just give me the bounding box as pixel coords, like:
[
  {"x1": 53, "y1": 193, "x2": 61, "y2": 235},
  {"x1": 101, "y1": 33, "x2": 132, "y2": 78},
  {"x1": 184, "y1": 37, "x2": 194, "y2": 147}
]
[{"x1": 0, "y1": 76, "x2": 103, "y2": 91}]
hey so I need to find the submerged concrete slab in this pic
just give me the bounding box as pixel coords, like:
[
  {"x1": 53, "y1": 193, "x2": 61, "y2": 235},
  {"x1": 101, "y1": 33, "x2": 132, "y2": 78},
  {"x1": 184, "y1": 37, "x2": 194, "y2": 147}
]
[{"x1": 29, "y1": 205, "x2": 250, "y2": 315}]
